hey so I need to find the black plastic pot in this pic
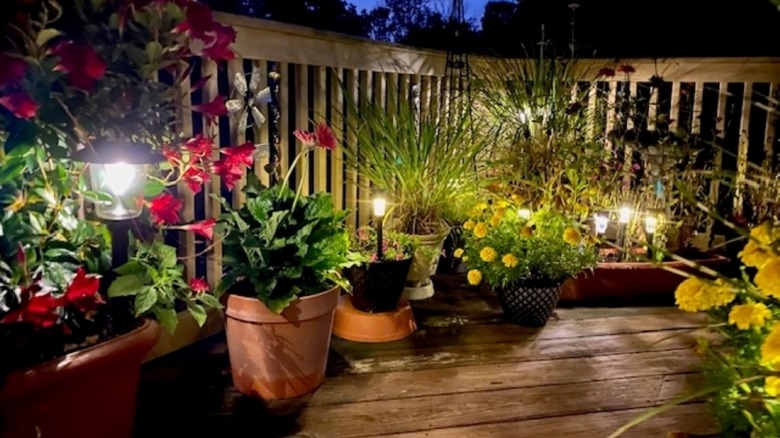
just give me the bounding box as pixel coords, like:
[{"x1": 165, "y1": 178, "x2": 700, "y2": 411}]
[
  {"x1": 495, "y1": 280, "x2": 563, "y2": 327},
  {"x1": 346, "y1": 258, "x2": 413, "y2": 313}
]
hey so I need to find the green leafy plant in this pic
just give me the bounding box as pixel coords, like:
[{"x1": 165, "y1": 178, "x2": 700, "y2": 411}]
[
  {"x1": 340, "y1": 84, "x2": 493, "y2": 235},
  {"x1": 219, "y1": 124, "x2": 354, "y2": 314},
  {"x1": 457, "y1": 199, "x2": 597, "y2": 287},
  {"x1": 350, "y1": 226, "x2": 419, "y2": 263}
]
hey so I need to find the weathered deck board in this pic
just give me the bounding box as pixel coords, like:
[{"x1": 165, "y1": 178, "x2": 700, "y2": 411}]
[{"x1": 135, "y1": 278, "x2": 717, "y2": 438}]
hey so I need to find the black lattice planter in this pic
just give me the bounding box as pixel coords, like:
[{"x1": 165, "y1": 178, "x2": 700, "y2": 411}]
[
  {"x1": 345, "y1": 258, "x2": 413, "y2": 313},
  {"x1": 495, "y1": 281, "x2": 563, "y2": 327}
]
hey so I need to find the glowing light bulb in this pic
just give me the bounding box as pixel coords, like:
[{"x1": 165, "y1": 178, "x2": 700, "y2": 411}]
[
  {"x1": 594, "y1": 214, "x2": 609, "y2": 235},
  {"x1": 102, "y1": 162, "x2": 136, "y2": 195},
  {"x1": 645, "y1": 215, "x2": 658, "y2": 234},
  {"x1": 618, "y1": 206, "x2": 632, "y2": 224},
  {"x1": 372, "y1": 195, "x2": 386, "y2": 217},
  {"x1": 518, "y1": 208, "x2": 532, "y2": 220}
]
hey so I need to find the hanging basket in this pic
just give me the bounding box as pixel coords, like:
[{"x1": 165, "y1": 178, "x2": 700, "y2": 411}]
[
  {"x1": 495, "y1": 281, "x2": 563, "y2": 327},
  {"x1": 346, "y1": 258, "x2": 413, "y2": 313}
]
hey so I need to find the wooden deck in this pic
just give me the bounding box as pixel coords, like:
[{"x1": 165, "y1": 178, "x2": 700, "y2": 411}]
[{"x1": 135, "y1": 277, "x2": 718, "y2": 437}]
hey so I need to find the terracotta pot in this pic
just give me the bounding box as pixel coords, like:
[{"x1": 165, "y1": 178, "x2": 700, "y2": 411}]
[
  {"x1": 346, "y1": 258, "x2": 413, "y2": 313},
  {"x1": 495, "y1": 281, "x2": 563, "y2": 327},
  {"x1": 225, "y1": 286, "x2": 339, "y2": 401},
  {"x1": 0, "y1": 320, "x2": 160, "y2": 438},
  {"x1": 403, "y1": 230, "x2": 449, "y2": 300},
  {"x1": 561, "y1": 254, "x2": 730, "y2": 302}
]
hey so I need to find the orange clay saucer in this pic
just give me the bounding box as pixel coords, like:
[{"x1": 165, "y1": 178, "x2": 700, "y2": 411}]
[{"x1": 332, "y1": 295, "x2": 416, "y2": 343}]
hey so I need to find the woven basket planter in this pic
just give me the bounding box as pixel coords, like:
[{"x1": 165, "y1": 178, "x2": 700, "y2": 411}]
[
  {"x1": 345, "y1": 258, "x2": 413, "y2": 313},
  {"x1": 495, "y1": 281, "x2": 563, "y2": 327}
]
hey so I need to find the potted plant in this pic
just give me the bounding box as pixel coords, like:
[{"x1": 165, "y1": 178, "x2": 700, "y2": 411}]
[
  {"x1": 345, "y1": 226, "x2": 417, "y2": 313},
  {"x1": 342, "y1": 85, "x2": 492, "y2": 300},
  {"x1": 0, "y1": 1, "x2": 232, "y2": 436},
  {"x1": 458, "y1": 201, "x2": 597, "y2": 326},
  {"x1": 218, "y1": 123, "x2": 353, "y2": 403}
]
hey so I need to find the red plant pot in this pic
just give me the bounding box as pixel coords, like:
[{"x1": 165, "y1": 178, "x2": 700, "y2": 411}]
[
  {"x1": 561, "y1": 255, "x2": 730, "y2": 302},
  {"x1": 0, "y1": 320, "x2": 160, "y2": 438}
]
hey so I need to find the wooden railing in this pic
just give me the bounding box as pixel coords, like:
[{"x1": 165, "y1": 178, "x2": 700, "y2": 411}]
[{"x1": 183, "y1": 13, "x2": 780, "y2": 287}]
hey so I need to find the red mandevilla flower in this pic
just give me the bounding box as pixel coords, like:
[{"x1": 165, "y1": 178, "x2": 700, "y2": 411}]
[
  {"x1": 598, "y1": 67, "x2": 615, "y2": 78},
  {"x1": 174, "y1": 2, "x2": 237, "y2": 61},
  {"x1": 221, "y1": 141, "x2": 255, "y2": 167},
  {"x1": 202, "y1": 23, "x2": 237, "y2": 61},
  {"x1": 193, "y1": 95, "x2": 228, "y2": 124},
  {"x1": 63, "y1": 267, "x2": 102, "y2": 313},
  {"x1": 189, "y1": 277, "x2": 210, "y2": 295},
  {"x1": 182, "y1": 134, "x2": 214, "y2": 159},
  {"x1": 0, "y1": 91, "x2": 39, "y2": 120},
  {"x1": 162, "y1": 145, "x2": 182, "y2": 166},
  {"x1": 183, "y1": 165, "x2": 210, "y2": 194},
  {"x1": 179, "y1": 218, "x2": 216, "y2": 240},
  {"x1": 0, "y1": 53, "x2": 27, "y2": 86},
  {"x1": 53, "y1": 41, "x2": 107, "y2": 91},
  {"x1": 148, "y1": 193, "x2": 183, "y2": 225},
  {"x1": 213, "y1": 142, "x2": 256, "y2": 190}
]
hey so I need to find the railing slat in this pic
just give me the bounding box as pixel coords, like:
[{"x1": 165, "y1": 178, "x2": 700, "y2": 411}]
[
  {"x1": 345, "y1": 69, "x2": 359, "y2": 228},
  {"x1": 358, "y1": 70, "x2": 373, "y2": 225},
  {"x1": 227, "y1": 59, "x2": 247, "y2": 208},
  {"x1": 669, "y1": 81, "x2": 681, "y2": 132},
  {"x1": 295, "y1": 64, "x2": 310, "y2": 195},
  {"x1": 177, "y1": 73, "x2": 196, "y2": 281},
  {"x1": 278, "y1": 62, "x2": 290, "y2": 179},
  {"x1": 330, "y1": 68, "x2": 345, "y2": 211},
  {"x1": 691, "y1": 81, "x2": 705, "y2": 134},
  {"x1": 735, "y1": 82, "x2": 754, "y2": 212},
  {"x1": 313, "y1": 65, "x2": 328, "y2": 193},
  {"x1": 605, "y1": 81, "x2": 617, "y2": 142},
  {"x1": 203, "y1": 60, "x2": 222, "y2": 287},
  {"x1": 586, "y1": 83, "x2": 598, "y2": 139},
  {"x1": 255, "y1": 60, "x2": 270, "y2": 187},
  {"x1": 647, "y1": 83, "x2": 659, "y2": 131},
  {"x1": 764, "y1": 83, "x2": 778, "y2": 167}
]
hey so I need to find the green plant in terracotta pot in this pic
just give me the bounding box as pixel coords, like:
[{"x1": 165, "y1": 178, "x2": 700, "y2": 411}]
[
  {"x1": 346, "y1": 226, "x2": 419, "y2": 313},
  {"x1": 218, "y1": 123, "x2": 354, "y2": 404},
  {"x1": 341, "y1": 85, "x2": 493, "y2": 300},
  {"x1": 458, "y1": 200, "x2": 597, "y2": 326},
  {"x1": 0, "y1": 1, "x2": 234, "y2": 436}
]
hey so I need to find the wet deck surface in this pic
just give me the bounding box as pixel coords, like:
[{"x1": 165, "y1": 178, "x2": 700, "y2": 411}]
[{"x1": 135, "y1": 276, "x2": 717, "y2": 437}]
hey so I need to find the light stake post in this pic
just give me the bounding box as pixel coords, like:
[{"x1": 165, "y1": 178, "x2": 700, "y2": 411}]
[
  {"x1": 644, "y1": 213, "x2": 658, "y2": 260},
  {"x1": 618, "y1": 206, "x2": 632, "y2": 261},
  {"x1": 594, "y1": 213, "x2": 609, "y2": 237},
  {"x1": 372, "y1": 192, "x2": 387, "y2": 262}
]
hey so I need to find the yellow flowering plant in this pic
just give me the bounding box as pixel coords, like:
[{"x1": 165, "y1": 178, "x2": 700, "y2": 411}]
[
  {"x1": 456, "y1": 201, "x2": 597, "y2": 287},
  {"x1": 614, "y1": 221, "x2": 780, "y2": 437}
]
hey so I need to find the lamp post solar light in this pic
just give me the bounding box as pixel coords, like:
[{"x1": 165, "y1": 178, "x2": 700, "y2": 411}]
[
  {"x1": 372, "y1": 191, "x2": 387, "y2": 261},
  {"x1": 594, "y1": 212, "x2": 609, "y2": 236},
  {"x1": 617, "y1": 206, "x2": 632, "y2": 261},
  {"x1": 72, "y1": 141, "x2": 164, "y2": 269},
  {"x1": 644, "y1": 213, "x2": 659, "y2": 259}
]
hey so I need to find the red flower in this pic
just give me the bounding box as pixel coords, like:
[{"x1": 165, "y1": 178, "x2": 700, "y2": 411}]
[
  {"x1": 174, "y1": 2, "x2": 236, "y2": 61},
  {"x1": 616, "y1": 64, "x2": 635, "y2": 74},
  {"x1": 162, "y1": 145, "x2": 182, "y2": 166},
  {"x1": 179, "y1": 218, "x2": 216, "y2": 240},
  {"x1": 182, "y1": 134, "x2": 213, "y2": 158},
  {"x1": 183, "y1": 165, "x2": 209, "y2": 194},
  {"x1": 64, "y1": 267, "x2": 103, "y2": 313},
  {"x1": 314, "y1": 123, "x2": 337, "y2": 150},
  {"x1": 0, "y1": 53, "x2": 27, "y2": 86},
  {"x1": 189, "y1": 277, "x2": 210, "y2": 295},
  {"x1": 201, "y1": 23, "x2": 237, "y2": 61},
  {"x1": 221, "y1": 142, "x2": 256, "y2": 167},
  {"x1": 193, "y1": 95, "x2": 228, "y2": 124},
  {"x1": 598, "y1": 67, "x2": 615, "y2": 78},
  {"x1": 23, "y1": 294, "x2": 62, "y2": 328},
  {"x1": 148, "y1": 193, "x2": 183, "y2": 225},
  {"x1": 53, "y1": 42, "x2": 107, "y2": 91},
  {"x1": 293, "y1": 129, "x2": 317, "y2": 146},
  {"x1": 175, "y1": 2, "x2": 214, "y2": 40},
  {"x1": 0, "y1": 91, "x2": 38, "y2": 120}
]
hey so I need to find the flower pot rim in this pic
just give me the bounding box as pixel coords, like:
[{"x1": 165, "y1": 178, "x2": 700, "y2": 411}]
[
  {"x1": 226, "y1": 285, "x2": 340, "y2": 324},
  {"x1": 595, "y1": 254, "x2": 729, "y2": 270},
  {"x1": 355, "y1": 257, "x2": 414, "y2": 267},
  {"x1": 2, "y1": 319, "x2": 160, "y2": 397}
]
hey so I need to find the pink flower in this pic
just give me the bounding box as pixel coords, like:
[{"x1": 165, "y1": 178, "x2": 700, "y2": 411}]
[
  {"x1": 179, "y1": 218, "x2": 216, "y2": 240},
  {"x1": 189, "y1": 277, "x2": 210, "y2": 295},
  {"x1": 616, "y1": 64, "x2": 635, "y2": 74},
  {"x1": 0, "y1": 91, "x2": 38, "y2": 120},
  {"x1": 293, "y1": 129, "x2": 316, "y2": 146},
  {"x1": 148, "y1": 193, "x2": 183, "y2": 225},
  {"x1": 193, "y1": 96, "x2": 228, "y2": 124},
  {"x1": 53, "y1": 42, "x2": 107, "y2": 91},
  {"x1": 0, "y1": 53, "x2": 27, "y2": 86},
  {"x1": 598, "y1": 68, "x2": 615, "y2": 78},
  {"x1": 294, "y1": 123, "x2": 337, "y2": 150}
]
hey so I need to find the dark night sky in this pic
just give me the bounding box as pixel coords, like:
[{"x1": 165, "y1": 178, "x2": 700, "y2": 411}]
[{"x1": 347, "y1": 0, "x2": 490, "y2": 20}]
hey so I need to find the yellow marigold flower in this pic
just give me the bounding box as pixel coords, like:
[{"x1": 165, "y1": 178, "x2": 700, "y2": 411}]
[
  {"x1": 489, "y1": 215, "x2": 502, "y2": 227},
  {"x1": 728, "y1": 303, "x2": 772, "y2": 330},
  {"x1": 739, "y1": 223, "x2": 777, "y2": 268},
  {"x1": 473, "y1": 222, "x2": 488, "y2": 239},
  {"x1": 502, "y1": 253, "x2": 519, "y2": 268},
  {"x1": 766, "y1": 377, "x2": 780, "y2": 397},
  {"x1": 467, "y1": 269, "x2": 482, "y2": 285},
  {"x1": 494, "y1": 207, "x2": 506, "y2": 218},
  {"x1": 511, "y1": 194, "x2": 523, "y2": 205},
  {"x1": 496, "y1": 200, "x2": 509, "y2": 209},
  {"x1": 762, "y1": 324, "x2": 780, "y2": 367},
  {"x1": 573, "y1": 203, "x2": 589, "y2": 215},
  {"x1": 475, "y1": 202, "x2": 489, "y2": 212},
  {"x1": 462, "y1": 256, "x2": 469, "y2": 262},
  {"x1": 480, "y1": 247, "x2": 498, "y2": 262},
  {"x1": 563, "y1": 227, "x2": 582, "y2": 246},
  {"x1": 520, "y1": 226, "x2": 533, "y2": 238},
  {"x1": 756, "y1": 257, "x2": 780, "y2": 298},
  {"x1": 453, "y1": 248, "x2": 464, "y2": 258},
  {"x1": 463, "y1": 219, "x2": 475, "y2": 231},
  {"x1": 674, "y1": 277, "x2": 736, "y2": 313}
]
